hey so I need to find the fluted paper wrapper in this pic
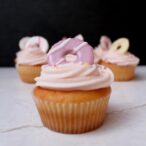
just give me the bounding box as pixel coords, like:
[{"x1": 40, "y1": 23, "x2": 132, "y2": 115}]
[
  {"x1": 100, "y1": 61, "x2": 136, "y2": 81},
  {"x1": 113, "y1": 66, "x2": 136, "y2": 81},
  {"x1": 16, "y1": 64, "x2": 41, "y2": 83},
  {"x1": 33, "y1": 96, "x2": 110, "y2": 134}
]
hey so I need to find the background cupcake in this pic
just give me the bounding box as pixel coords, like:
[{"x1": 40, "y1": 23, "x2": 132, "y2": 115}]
[
  {"x1": 99, "y1": 37, "x2": 140, "y2": 81},
  {"x1": 33, "y1": 37, "x2": 114, "y2": 134},
  {"x1": 16, "y1": 36, "x2": 49, "y2": 83}
]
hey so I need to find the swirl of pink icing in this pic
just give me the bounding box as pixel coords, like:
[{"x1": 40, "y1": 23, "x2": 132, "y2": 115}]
[
  {"x1": 16, "y1": 36, "x2": 49, "y2": 65},
  {"x1": 48, "y1": 38, "x2": 94, "y2": 65},
  {"x1": 35, "y1": 63, "x2": 114, "y2": 91},
  {"x1": 16, "y1": 48, "x2": 48, "y2": 65},
  {"x1": 35, "y1": 38, "x2": 114, "y2": 91},
  {"x1": 102, "y1": 49, "x2": 140, "y2": 66}
]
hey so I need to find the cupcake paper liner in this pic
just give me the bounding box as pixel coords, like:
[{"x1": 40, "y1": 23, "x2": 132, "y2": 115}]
[
  {"x1": 33, "y1": 95, "x2": 110, "y2": 134},
  {"x1": 100, "y1": 61, "x2": 136, "y2": 81},
  {"x1": 16, "y1": 64, "x2": 41, "y2": 83}
]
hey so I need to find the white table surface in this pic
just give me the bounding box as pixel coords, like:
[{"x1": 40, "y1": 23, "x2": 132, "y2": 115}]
[{"x1": 0, "y1": 66, "x2": 146, "y2": 146}]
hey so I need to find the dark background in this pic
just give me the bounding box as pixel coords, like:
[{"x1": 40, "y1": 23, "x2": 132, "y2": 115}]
[{"x1": 0, "y1": 0, "x2": 145, "y2": 66}]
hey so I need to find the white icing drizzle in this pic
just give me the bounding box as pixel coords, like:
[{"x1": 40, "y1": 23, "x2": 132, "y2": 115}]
[
  {"x1": 48, "y1": 38, "x2": 71, "y2": 54},
  {"x1": 56, "y1": 58, "x2": 65, "y2": 65},
  {"x1": 72, "y1": 42, "x2": 87, "y2": 53}
]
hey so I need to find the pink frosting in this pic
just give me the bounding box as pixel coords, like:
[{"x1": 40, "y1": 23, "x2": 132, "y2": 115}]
[
  {"x1": 16, "y1": 47, "x2": 48, "y2": 65},
  {"x1": 35, "y1": 37, "x2": 114, "y2": 91},
  {"x1": 16, "y1": 36, "x2": 48, "y2": 65},
  {"x1": 35, "y1": 63, "x2": 114, "y2": 91},
  {"x1": 102, "y1": 49, "x2": 140, "y2": 66}
]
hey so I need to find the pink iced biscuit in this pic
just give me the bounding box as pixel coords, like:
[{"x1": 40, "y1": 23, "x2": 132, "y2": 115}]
[
  {"x1": 19, "y1": 37, "x2": 30, "y2": 50},
  {"x1": 48, "y1": 38, "x2": 94, "y2": 65},
  {"x1": 99, "y1": 36, "x2": 112, "y2": 50},
  {"x1": 25, "y1": 36, "x2": 49, "y2": 53}
]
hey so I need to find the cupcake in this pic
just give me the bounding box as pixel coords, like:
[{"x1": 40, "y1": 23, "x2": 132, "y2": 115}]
[
  {"x1": 33, "y1": 37, "x2": 114, "y2": 134},
  {"x1": 99, "y1": 37, "x2": 140, "y2": 81},
  {"x1": 16, "y1": 36, "x2": 49, "y2": 83}
]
